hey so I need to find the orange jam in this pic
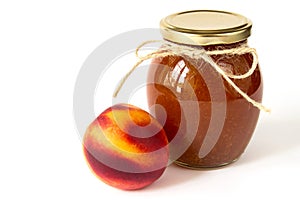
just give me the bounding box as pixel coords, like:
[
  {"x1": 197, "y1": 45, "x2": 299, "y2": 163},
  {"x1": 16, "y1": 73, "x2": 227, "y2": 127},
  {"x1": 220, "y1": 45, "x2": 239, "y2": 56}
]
[{"x1": 147, "y1": 10, "x2": 263, "y2": 168}]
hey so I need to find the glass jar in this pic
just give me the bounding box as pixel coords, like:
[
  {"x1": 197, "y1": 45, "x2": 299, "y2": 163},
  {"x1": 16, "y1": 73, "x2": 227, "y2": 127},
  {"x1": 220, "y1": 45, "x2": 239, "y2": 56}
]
[{"x1": 147, "y1": 10, "x2": 263, "y2": 168}]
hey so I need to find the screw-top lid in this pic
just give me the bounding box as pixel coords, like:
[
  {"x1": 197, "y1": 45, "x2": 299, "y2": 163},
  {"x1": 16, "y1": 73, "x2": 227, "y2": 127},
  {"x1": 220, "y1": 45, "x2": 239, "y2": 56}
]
[{"x1": 160, "y1": 10, "x2": 252, "y2": 45}]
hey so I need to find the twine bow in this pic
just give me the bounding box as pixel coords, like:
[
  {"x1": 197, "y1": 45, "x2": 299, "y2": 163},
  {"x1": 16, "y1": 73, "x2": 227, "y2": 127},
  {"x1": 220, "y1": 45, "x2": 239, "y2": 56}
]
[{"x1": 113, "y1": 40, "x2": 270, "y2": 113}]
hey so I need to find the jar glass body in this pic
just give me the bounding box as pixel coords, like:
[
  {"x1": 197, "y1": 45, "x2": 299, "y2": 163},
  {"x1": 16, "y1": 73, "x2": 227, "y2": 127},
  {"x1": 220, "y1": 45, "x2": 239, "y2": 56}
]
[{"x1": 147, "y1": 40, "x2": 263, "y2": 168}]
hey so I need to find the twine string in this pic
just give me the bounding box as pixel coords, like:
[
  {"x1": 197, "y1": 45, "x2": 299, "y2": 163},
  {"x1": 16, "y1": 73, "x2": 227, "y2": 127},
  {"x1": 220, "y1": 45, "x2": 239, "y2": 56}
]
[{"x1": 113, "y1": 40, "x2": 270, "y2": 113}]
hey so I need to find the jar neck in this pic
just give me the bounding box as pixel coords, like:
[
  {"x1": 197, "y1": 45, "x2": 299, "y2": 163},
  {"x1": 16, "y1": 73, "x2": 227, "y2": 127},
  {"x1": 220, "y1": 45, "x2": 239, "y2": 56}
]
[
  {"x1": 202, "y1": 40, "x2": 248, "y2": 51},
  {"x1": 165, "y1": 39, "x2": 248, "y2": 51}
]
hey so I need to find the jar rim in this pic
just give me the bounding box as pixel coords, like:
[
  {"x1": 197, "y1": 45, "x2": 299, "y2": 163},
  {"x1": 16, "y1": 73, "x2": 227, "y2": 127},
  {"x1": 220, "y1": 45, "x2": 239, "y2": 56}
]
[{"x1": 160, "y1": 10, "x2": 252, "y2": 46}]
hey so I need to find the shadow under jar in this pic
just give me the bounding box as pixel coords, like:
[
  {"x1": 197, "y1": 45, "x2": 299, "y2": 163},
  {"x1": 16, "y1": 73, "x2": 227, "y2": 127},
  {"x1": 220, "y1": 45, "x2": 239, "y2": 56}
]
[{"x1": 147, "y1": 10, "x2": 263, "y2": 169}]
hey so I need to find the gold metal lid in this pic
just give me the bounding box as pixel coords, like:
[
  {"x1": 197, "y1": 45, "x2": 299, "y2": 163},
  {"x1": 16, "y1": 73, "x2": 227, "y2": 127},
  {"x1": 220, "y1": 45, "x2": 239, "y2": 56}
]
[{"x1": 160, "y1": 10, "x2": 252, "y2": 45}]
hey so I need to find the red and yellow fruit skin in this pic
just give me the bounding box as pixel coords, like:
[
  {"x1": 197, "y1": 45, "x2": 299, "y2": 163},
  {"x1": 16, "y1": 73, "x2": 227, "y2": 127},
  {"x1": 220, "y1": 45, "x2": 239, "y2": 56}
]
[{"x1": 83, "y1": 103, "x2": 169, "y2": 190}]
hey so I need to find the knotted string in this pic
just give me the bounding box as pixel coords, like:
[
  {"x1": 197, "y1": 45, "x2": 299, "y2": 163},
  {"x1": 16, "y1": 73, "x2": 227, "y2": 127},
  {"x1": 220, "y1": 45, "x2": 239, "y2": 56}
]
[{"x1": 113, "y1": 40, "x2": 270, "y2": 113}]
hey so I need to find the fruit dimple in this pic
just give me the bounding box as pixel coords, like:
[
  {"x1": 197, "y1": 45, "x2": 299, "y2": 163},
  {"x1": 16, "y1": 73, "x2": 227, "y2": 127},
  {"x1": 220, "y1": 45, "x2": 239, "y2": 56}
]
[{"x1": 98, "y1": 104, "x2": 166, "y2": 154}]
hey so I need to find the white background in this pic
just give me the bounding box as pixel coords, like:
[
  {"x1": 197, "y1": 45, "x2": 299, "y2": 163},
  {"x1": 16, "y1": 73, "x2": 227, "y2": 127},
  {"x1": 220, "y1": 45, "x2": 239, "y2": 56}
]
[{"x1": 1, "y1": 0, "x2": 300, "y2": 199}]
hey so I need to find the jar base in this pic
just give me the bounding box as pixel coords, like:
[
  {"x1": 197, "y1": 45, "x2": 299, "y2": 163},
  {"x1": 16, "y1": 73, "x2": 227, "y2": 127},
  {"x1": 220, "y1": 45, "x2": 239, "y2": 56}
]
[{"x1": 174, "y1": 157, "x2": 240, "y2": 170}]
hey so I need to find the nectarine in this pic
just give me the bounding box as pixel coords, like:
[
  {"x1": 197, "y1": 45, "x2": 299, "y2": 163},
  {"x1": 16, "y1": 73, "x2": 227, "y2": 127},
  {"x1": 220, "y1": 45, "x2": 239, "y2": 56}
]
[{"x1": 83, "y1": 103, "x2": 169, "y2": 190}]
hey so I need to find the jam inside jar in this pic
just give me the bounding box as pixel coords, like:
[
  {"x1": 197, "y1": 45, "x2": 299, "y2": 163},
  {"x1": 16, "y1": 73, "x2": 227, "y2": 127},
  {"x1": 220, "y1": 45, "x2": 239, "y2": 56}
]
[{"x1": 147, "y1": 10, "x2": 263, "y2": 168}]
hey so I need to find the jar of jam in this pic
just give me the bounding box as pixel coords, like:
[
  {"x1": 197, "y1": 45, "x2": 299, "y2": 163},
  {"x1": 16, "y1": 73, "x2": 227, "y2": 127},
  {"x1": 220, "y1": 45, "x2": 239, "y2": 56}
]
[{"x1": 147, "y1": 10, "x2": 263, "y2": 168}]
